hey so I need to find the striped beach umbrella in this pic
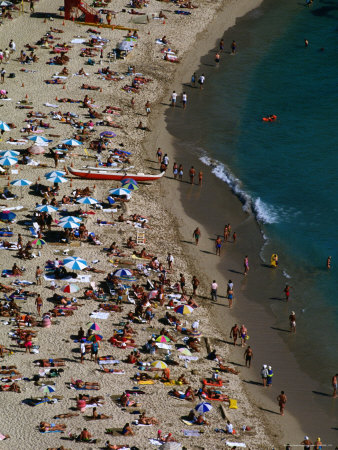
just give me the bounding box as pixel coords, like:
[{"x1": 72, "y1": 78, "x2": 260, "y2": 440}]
[
  {"x1": 76, "y1": 196, "x2": 99, "y2": 205},
  {"x1": 0, "y1": 150, "x2": 19, "y2": 157},
  {"x1": 62, "y1": 284, "x2": 80, "y2": 294},
  {"x1": 174, "y1": 305, "x2": 194, "y2": 315},
  {"x1": 39, "y1": 385, "x2": 56, "y2": 395},
  {"x1": 27, "y1": 135, "x2": 51, "y2": 146},
  {"x1": 121, "y1": 178, "x2": 138, "y2": 186},
  {"x1": 35, "y1": 204, "x2": 58, "y2": 213},
  {"x1": 62, "y1": 139, "x2": 82, "y2": 146},
  {"x1": 151, "y1": 361, "x2": 168, "y2": 369},
  {"x1": 88, "y1": 334, "x2": 103, "y2": 342},
  {"x1": 45, "y1": 170, "x2": 66, "y2": 178},
  {"x1": 113, "y1": 268, "x2": 133, "y2": 278},
  {"x1": 63, "y1": 256, "x2": 88, "y2": 271},
  {"x1": 87, "y1": 322, "x2": 101, "y2": 331},
  {"x1": 155, "y1": 335, "x2": 171, "y2": 343},
  {"x1": 10, "y1": 178, "x2": 32, "y2": 198},
  {"x1": 0, "y1": 121, "x2": 11, "y2": 132},
  {"x1": 0, "y1": 156, "x2": 18, "y2": 166},
  {"x1": 0, "y1": 210, "x2": 16, "y2": 222},
  {"x1": 195, "y1": 402, "x2": 212, "y2": 414},
  {"x1": 109, "y1": 188, "x2": 131, "y2": 197},
  {"x1": 120, "y1": 181, "x2": 139, "y2": 191},
  {"x1": 46, "y1": 175, "x2": 68, "y2": 184},
  {"x1": 58, "y1": 216, "x2": 82, "y2": 223},
  {"x1": 32, "y1": 238, "x2": 47, "y2": 247},
  {"x1": 58, "y1": 220, "x2": 80, "y2": 229}
]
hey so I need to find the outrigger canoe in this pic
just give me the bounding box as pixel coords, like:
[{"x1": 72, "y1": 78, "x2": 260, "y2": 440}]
[{"x1": 68, "y1": 166, "x2": 165, "y2": 182}]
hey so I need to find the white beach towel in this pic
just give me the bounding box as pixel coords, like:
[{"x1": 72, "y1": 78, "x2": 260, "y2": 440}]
[
  {"x1": 90, "y1": 312, "x2": 109, "y2": 320},
  {"x1": 44, "y1": 103, "x2": 59, "y2": 108},
  {"x1": 224, "y1": 442, "x2": 246, "y2": 448}
]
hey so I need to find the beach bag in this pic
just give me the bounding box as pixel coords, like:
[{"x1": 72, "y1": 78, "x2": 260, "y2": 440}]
[{"x1": 9, "y1": 73, "x2": 15, "y2": 78}]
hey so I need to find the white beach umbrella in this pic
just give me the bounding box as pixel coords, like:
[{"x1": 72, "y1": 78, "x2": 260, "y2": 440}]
[
  {"x1": 58, "y1": 216, "x2": 82, "y2": 224},
  {"x1": 58, "y1": 220, "x2": 80, "y2": 229},
  {"x1": 0, "y1": 156, "x2": 18, "y2": 166},
  {"x1": 10, "y1": 179, "x2": 32, "y2": 198},
  {"x1": 0, "y1": 121, "x2": 11, "y2": 132},
  {"x1": 46, "y1": 175, "x2": 68, "y2": 184},
  {"x1": 76, "y1": 196, "x2": 99, "y2": 205},
  {"x1": 0, "y1": 150, "x2": 19, "y2": 157},
  {"x1": 63, "y1": 256, "x2": 88, "y2": 271},
  {"x1": 109, "y1": 188, "x2": 131, "y2": 196},
  {"x1": 62, "y1": 139, "x2": 82, "y2": 146},
  {"x1": 45, "y1": 170, "x2": 66, "y2": 178},
  {"x1": 35, "y1": 204, "x2": 59, "y2": 213},
  {"x1": 27, "y1": 135, "x2": 51, "y2": 146}
]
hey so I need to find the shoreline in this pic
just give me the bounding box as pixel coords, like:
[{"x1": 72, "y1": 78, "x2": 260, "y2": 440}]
[{"x1": 145, "y1": 1, "x2": 338, "y2": 447}]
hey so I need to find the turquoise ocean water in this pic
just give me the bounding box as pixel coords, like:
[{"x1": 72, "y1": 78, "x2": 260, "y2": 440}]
[{"x1": 177, "y1": 0, "x2": 338, "y2": 379}]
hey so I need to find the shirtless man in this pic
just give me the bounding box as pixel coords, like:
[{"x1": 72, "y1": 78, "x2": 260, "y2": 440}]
[
  {"x1": 189, "y1": 166, "x2": 195, "y2": 184},
  {"x1": 300, "y1": 436, "x2": 313, "y2": 450},
  {"x1": 215, "y1": 236, "x2": 222, "y2": 256},
  {"x1": 243, "y1": 256, "x2": 249, "y2": 275},
  {"x1": 332, "y1": 373, "x2": 338, "y2": 398},
  {"x1": 35, "y1": 294, "x2": 43, "y2": 316},
  {"x1": 79, "y1": 428, "x2": 92, "y2": 441},
  {"x1": 230, "y1": 324, "x2": 239, "y2": 346},
  {"x1": 244, "y1": 346, "x2": 253, "y2": 368},
  {"x1": 191, "y1": 275, "x2": 199, "y2": 295},
  {"x1": 277, "y1": 391, "x2": 287, "y2": 415},
  {"x1": 289, "y1": 311, "x2": 296, "y2": 333}
]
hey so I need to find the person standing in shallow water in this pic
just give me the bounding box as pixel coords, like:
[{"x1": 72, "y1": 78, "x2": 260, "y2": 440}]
[
  {"x1": 332, "y1": 373, "x2": 338, "y2": 398},
  {"x1": 277, "y1": 391, "x2": 287, "y2": 415},
  {"x1": 231, "y1": 40, "x2": 237, "y2": 54},
  {"x1": 215, "y1": 236, "x2": 222, "y2": 256},
  {"x1": 192, "y1": 227, "x2": 201, "y2": 245},
  {"x1": 243, "y1": 256, "x2": 249, "y2": 275}
]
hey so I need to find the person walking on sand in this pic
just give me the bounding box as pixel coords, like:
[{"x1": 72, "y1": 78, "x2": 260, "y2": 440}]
[
  {"x1": 215, "y1": 236, "x2": 222, "y2": 256},
  {"x1": 145, "y1": 100, "x2": 151, "y2": 116},
  {"x1": 230, "y1": 324, "x2": 239, "y2": 346},
  {"x1": 182, "y1": 92, "x2": 187, "y2": 109},
  {"x1": 224, "y1": 224, "x2": 229, "y2": 241},
  {"x1": 231, "y1": 40, "x2": 237, "y2": 54},
  {"x1": 30, "y1": 0, "x2": 35, "y2": 13},
  {"x1": 267, "y1": 365, "x2": 274, "y2": 387},
  {"x1": 170, "y1": 91, "x2": 177, "y2": 107},
  {"x1": 167, "y1": 252, "x2": 174, "y2": 270},
  {"x1": 80, "y1": 341, "x2": 86, "y2": 364},
  {"x1": 244, "y1": 346, "x2": 253, "y2": 368},
  {"x1": 189, "y1": 166, "x2": 195, "y2": 184},
  {"x1": 261, "y1": 364, "x2": 268, "y2": 387},
  {"x1": 232, "y1": 231, "x2": 237, "y2": 243},
  {"x1": 179, "y1": 273, "x2": 186, "y2": 294},
  {"x1": 35, "y1": 266, "x2": 42, "y2": 286},
  {"x1": 173, "y1": 162, "x2": 178, "y2": 179},
  {"x1": 192, "y1": 275, "x2": 200, "y2": 295},
  {"x1": 131, "y1": 97, "x2": 135, "y2": 109},
  {"x1": 240, "y1": 324, "x2": 248, "y2": 346},
  {"x1": 192, "y1": 227, "x2": 201, "y2": 245},
  {"x1": 277, "y1": 390, "x2": 287, "y2": 415},
  {"x1": 178, "y1": 164, "x2": 183, "y2": 181},
  {"x1": 313, "y1": 437, "x2": 323, "y2": 449},
  {"x1": 53, "y1": 151, "x2": 59, "y2": 168},
  {"x1": 198, "y1": 73, "x2": 205, "y2": 89},
  {"x1": 35, "y1": 294, "x2": 43, "y2": 316},
  {"x1": 289, "y1": 311, "x2": 296, "y2": 333},
  {"x1": 227, "y1": 284, "x2": 234, "y2": 308},
  {"x1": 300, "y1": 436, "x2": 313, "y2": 449},
  {"x1": 156, "y1": 147, "x2": 163, "y2": 163},
  {"x1": 244, "y1": 255, "x2": 249, "y2": 275},
  {"x1": 198, "y1": 170, "x2": 203, "y2": 185},
  {"x1": 332, "y1": 373, "x2": 338, "y2": 398},
  {"x1": 210, "y1": 280, "x2": 218, "y2": 302}
]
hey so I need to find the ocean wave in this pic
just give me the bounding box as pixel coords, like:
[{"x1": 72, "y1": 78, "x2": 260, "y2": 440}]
[{"x1": 199, "y1": 154, "x2": 279, "y2": 224}]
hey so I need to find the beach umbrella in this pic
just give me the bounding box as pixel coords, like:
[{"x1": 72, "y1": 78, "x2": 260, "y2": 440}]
[
  {"x1": 62, "y1": 284, "x2": 80, "y2": 294},
  {"x1": 61, "y1": 139, "x2": 82, "y2": 146},
  {"x1": 10, "y1": 178, "x2": 32, "y2": 198},
  {"x1": 0, "y1": 150, "x2": 19, "y2": 157},
  {"x1": 87, "y1": 322, "x2": 101, "y2": 331},
  {"x1": 35, "y1": 204, "x2": 58, "y2": 213},
  {"x1": 109, "y1": 188, "x2": 131, "y2": 197},
  {"x1": 113, "y1": 268, "x2": 133, "y2": 278},
  {"x1": 0, "y1": 210, "x2": 16, "y2": 222},
  {"x1": 100, "y1": 131, "x2": 116, "y2": 139},
  {"x1": 88, "y1": 334, "x2": 103, "y2": 341},
  {"x1": 151, "y1": 361, "x2": 168, "y2": 369},
  {"x1": 174, "y1": 305, "x2": 194, "y2": 315},
  {"x1": 27, "y1": 135, "x2": 51, "y2": 146},
  {"x1": 0, "y1": 156, "x2": 18, "y2": 166},
  {"x1": 39, "y1": 385, "x2": 56, "y2": 395},
  {"x1": 156, "y1": 335, "x2": 171, "y2": 343},
  {"x1": 0, "y1": 121, "x2": 11, "y2": 132},
  {"x1": 121, "y1": 178, "x2": 138, "y2": 186},
  {"x1": 58, "y1": 216, "x2": 82, "y2": 223},
  {"x1": 177, "y1": 347, "x2": 192, "y2": 356},
  {"x1": 32, "y1": 238, "x2": 47, "y2": 247},
  {"x1": 76, "y1": 196, "x2": 99, "y2": 205},
  {"x1": 120, "y1": 181, "x2": 139, "y2": 191},
  {"x1": 58, "y1": 220, "x2": 79, "y2": 229},
  {"x1": 46, "y1": 175, "x2": 68, "y2": 184},
  {"x1": 63, "y1": 256, "x2": 88, "y2": 271},
  {"x1": 0, "y1": 1, "x2": 13, "y2": 6},
  {"x1": 28, "y1": 145, "x2": 45, "y2": 155},
  {"x1": 45, "y1": 170, "x2": 66, "y2": 178},
  {"x1": 195, "y1": 402, "x2": 212, "y2": 414}
]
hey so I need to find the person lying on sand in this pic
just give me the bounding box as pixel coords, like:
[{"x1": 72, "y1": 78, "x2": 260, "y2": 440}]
[
  {"x1": 39, "y1": 422, "x2": 66, "y2": 432},
  {"x1": 90, "y1": 407, "x2": 111, "y2": 420},
  {"x1": 121, "y1": 423, "x2": 134, "y2": 436},
  {"x1": 139, "y1": 412, "x2": 159, "y2": 425},
  {"x1": 71, "y1": 379, "x2": 100, "y2": 390},
  {"x1": 54, "y1": 413, "x2": 79, "y2": 419},
  {"x1": 82, "y1": 84, "x2": 100, "y2": 90},
  {"x1": 0, "y1": 382, "x2": 21, "y2": 392},
  {"x1": 120, "y1": 392, "x2": 136, "y2": 407}
]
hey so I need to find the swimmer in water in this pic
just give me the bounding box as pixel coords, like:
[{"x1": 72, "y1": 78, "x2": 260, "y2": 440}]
[{"x1": 327, "y1": 256, "x2": 331, "y2": 269}]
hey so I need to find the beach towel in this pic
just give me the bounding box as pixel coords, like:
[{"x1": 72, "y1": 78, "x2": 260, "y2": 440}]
[
  {"x1": 90, "y1": 312, "x2": 109, "y2": 320},
  {"x1": 44, "y1": 274, "x2": 91, "y2": 283},
  {"x1": 183, "y1": 429, "x2": 201, "y2": 436},
  {"x1": 224, "y1": 442, "x2": 246, "y2": 448}
]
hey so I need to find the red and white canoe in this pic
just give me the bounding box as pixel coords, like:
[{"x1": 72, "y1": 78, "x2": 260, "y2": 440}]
[{"x1": 68, "y1": 166, "x2": 165, "y2": 182}]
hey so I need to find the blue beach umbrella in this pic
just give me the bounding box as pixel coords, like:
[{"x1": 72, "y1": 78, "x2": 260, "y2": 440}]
[
  {"x1": 195, "y1": 402, "x2": 212, "y2": 414},
  {"x1": 76, "y1": 196, "x2": 99, "y2": 205},
  {"x1": 0, "y1": 150, "x2": 19, "y2": 157},
  {"x1": 10, "y1": 179, "x2": 32, "y2": 198},
  {"x1": 113, "y1": 268, "x2": 133, "y2": 278},
  {"x1": 62, "y1": 139, "x2": 82, "y2": 146},
  {"x1": 120, "y1": 181, "x2": 139, "y2": 191},
  {"x1": 46, "y1": 175, "x2": 68, "y2": 184},
  {"x1": 45, "y1": 170, "x2": 66, "y2": 178},
  {"x1": 39, "y1": 385, "x2": 56, "y2": 395},
  {"x1": 63, "y1": 256, "x2": 88, "y2": 271},
  {"x1": 27, "y1": 135, "x2": 51, "y2": 146},
  {"x1": 58, "y1": 220, "x2": 80, "y2": 229},
  {"x1": 121, "y1": 178, "x2": 138, "y2": 186},
  {"x1": 0, "y1": 121, "x2": 11, "y2": 132},
  {"x1": 109, "y1": 188, "x2": 131, "y2": 197},
  {"x1": 58, "y1": 216, "x2": 82, "y2": 223},
  {"x1": 0, "y1": 210, "x2": 16, "y2": 222},
  {"x1": 0, "y1": 156, "x2": 18, "y2": 166},
  {"x1": 35, "y1": 204, "x2": 59, "y2": 213}
]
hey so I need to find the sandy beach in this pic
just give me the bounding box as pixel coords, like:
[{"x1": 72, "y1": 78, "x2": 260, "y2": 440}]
[{"x1": 0, "y1": 0, "x2": 335, "y2": 449}]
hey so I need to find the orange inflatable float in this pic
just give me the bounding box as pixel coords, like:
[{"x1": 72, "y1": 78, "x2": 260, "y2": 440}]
[{"x1": 262, "y1": 115, "x2": 277, "y2": 122}]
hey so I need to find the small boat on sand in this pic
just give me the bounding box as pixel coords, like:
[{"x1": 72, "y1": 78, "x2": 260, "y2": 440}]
[{"x1": 68, "y1": 166, "x2": 165, "y2": 182}]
